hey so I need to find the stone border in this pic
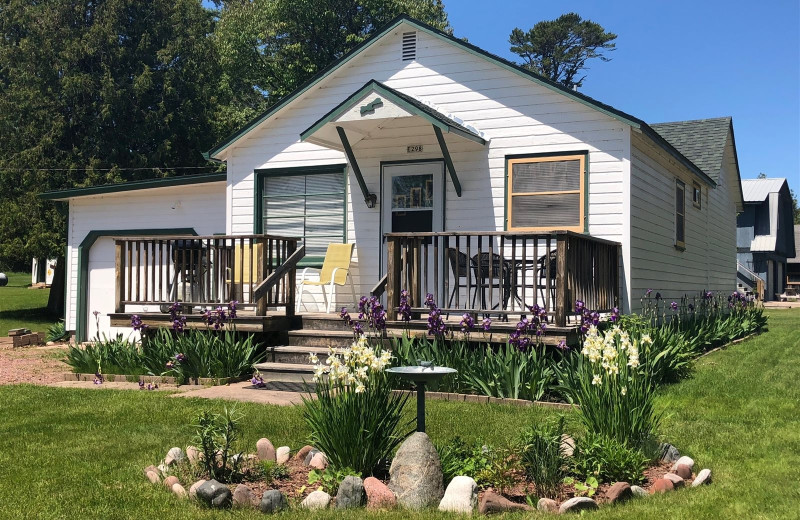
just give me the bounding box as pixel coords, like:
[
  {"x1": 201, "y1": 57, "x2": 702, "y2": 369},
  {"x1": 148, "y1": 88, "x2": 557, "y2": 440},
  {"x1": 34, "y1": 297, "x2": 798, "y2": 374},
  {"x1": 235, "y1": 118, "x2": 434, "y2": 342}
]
[
  {"x1": 696, "y1": 332, "x2": 759, "y2": 360},
  {"x1": 63, "y1": 372, "x2": 247, "y2": 386},
  {"x1": 391, "y1": 390, "x2": 576, "y2": 410}
]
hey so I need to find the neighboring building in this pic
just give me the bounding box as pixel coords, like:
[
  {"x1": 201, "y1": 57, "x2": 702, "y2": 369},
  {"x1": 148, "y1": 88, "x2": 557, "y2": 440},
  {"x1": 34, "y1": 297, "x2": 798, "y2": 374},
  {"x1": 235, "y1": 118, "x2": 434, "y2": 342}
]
[
  {"x1": 42, "y1": 15, "x2": 745, "y2": 341},
  {"x1": 736, "y1": 178, "x2": 796, "y2": 300},
  {"x1": 31, "y1": 258, "x2": 57, "y2": 286},
  {"x1": 785, "y1": 225, "x2": 800, "y2": 295}
]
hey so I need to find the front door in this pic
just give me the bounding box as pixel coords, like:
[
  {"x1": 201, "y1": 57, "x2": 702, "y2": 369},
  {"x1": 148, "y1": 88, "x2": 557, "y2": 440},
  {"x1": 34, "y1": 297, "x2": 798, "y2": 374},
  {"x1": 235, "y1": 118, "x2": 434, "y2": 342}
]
[{"x1": 380, "y1": 161, "x2": 444, "y2": 274}]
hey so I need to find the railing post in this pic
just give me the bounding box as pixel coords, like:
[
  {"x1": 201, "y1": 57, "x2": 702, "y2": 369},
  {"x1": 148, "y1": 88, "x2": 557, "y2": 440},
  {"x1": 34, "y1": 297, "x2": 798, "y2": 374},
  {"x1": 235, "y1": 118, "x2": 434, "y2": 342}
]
[
  {"x1": 256, "y1": 238, "x2": 267, "y2": 316},
  {"x1": 386, "y1": 236, "x2": 401, "y2": 318},
  {"x1": 555, "y1": 234, "x2": 568, "y2": 327},
  {"x1": 115, "y1": 240, "x2": 125, "y2": 313},
  {"x1": 286, "y1": 239, "x2": 297, "y2": 317}
]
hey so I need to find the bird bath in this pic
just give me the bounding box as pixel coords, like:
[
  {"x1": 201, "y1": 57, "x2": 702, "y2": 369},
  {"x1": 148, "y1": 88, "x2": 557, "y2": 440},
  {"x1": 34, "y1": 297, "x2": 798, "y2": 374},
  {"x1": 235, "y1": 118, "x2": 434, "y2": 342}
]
[{"x1": 386, "y1": 363, "x2": 457, "y2": 433}]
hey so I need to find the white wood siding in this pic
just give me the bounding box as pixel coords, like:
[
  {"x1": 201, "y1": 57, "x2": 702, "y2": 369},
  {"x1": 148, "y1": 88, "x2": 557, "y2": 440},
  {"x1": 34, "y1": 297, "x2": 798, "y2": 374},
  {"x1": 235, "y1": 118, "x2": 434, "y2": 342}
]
[
  {"x1": 64, "y1": 183, "x2": 226, "y2": 336},
  {"x1": 225, "y1": 26, "x2": 629, "y2": 311},
  {"x1": 629, "y1": 132, "x2": 737, "y2": 310}
]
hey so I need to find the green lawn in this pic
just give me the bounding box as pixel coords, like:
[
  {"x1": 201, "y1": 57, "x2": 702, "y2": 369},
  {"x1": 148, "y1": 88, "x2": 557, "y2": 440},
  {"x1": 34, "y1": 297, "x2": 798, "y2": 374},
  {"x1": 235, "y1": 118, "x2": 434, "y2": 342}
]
[
  {"x1": 0, "y1": 271, "x2": 56, "y2": 335},
  {"x1": 0, "y1": 309, "x2": 798, "y2": 519}
]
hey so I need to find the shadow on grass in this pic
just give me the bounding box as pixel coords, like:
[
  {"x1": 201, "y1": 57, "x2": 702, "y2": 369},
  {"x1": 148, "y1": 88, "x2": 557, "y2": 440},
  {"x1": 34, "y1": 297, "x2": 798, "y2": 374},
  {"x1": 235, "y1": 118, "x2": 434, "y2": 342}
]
[{"x1": 0, "y1": 308, "x2": 57, "y2": 320}]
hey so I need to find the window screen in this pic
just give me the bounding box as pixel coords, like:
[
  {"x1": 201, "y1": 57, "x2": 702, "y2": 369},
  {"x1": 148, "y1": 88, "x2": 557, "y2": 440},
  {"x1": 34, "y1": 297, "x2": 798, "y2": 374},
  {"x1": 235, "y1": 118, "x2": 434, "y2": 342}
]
[
  {"x1": 507, "y1": 155, "x2": 585, "y2": 231},
  {"x1": 262, "y1": 170, "x2": 346, "y2": 261}
]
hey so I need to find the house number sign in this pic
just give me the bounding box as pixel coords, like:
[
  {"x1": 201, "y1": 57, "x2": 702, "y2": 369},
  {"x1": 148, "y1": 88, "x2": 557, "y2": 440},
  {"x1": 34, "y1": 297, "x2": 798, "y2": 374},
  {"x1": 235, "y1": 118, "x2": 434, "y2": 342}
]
[{"x1": 407, "y1": 144, "x2": 424, "y2": 153}]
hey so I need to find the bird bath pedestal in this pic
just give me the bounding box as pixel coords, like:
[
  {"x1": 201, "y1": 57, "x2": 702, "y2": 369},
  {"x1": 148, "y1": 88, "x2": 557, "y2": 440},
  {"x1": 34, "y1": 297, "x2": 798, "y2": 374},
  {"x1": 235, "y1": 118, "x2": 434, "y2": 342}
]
[{"x1": 386, "y1": 364, "x2": 457, "y2": 433}]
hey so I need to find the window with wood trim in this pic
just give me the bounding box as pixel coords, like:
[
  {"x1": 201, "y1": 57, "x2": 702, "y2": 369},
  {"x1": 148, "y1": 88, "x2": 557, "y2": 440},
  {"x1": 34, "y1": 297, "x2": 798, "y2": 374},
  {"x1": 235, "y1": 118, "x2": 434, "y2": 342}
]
[
  {"x1": 507, "y1": 154, "x2": 586, "y2": 232},
  {"x1": 259, "y1": 166, "x2": 346, "y2": 263},
  {"x1": 692, "y1": 181, "x2": 702, "y2": 209},
  {"x1": 675, "y1": 179, "x2": 686, "y2": 249}
]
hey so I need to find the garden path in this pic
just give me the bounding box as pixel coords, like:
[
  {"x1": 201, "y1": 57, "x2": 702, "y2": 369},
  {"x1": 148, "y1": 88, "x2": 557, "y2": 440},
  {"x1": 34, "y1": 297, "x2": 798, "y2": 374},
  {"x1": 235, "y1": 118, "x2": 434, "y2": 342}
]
[
  {"x1": 0, "y1": 342, "x2": 69, "y2": 384},
  {"x1": 171, "y1": 381, "x2": 305, "y2": 406}
]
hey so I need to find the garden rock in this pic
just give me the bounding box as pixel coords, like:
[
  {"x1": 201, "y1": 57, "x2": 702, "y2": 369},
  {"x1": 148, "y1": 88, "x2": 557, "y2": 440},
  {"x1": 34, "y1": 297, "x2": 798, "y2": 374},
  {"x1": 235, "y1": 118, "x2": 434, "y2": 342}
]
[
  {"x1": 276, "y1": 446, "x2": 290, "y2": 464},
  {"x1": 143, "y1": 464, "x2": 158, "y2": 476},
  {"x1": 559, "y1": 497, "x2": 598, "y2": 514},
  {"x1": 302, "y1": 490, "x2": 331, "y2": 510},
  {"x1": 163, "y1": 476, "x2": 180, "y2": 490},
  {"x1": 304, "y1": 449, "x2": 320, "y2": 466},
  {"x1": 186, "y1": 446, "x2": 201, "y2": 465},
  {"x1": 630, "y1": 485, "x2": 648, "y2": 497},
  {"x1": 671, "y1": 456, "x2": 694, "y2": 471},
  {"x1": 336, "y1": 476, "x2": 366, "y2": 509},
  {"x1": 650, "y1": 479, "x2": 674, "y2": 494},
  {"x1": 309, "y1": 452, "x2": 328, "y2": 470},
  {"x1": 663, "y1": 473, "x2": 685, "y2": 488},
  {"x1": 189, "y1": 480, "x2": 206, "y2": 499},
  {"x1": 196, "y1": 479, "x2": 232, "y2": 508},
  {"x1": 537, "y1": 497, "x2": 558, "y2": 513},
  {"x1": 389, "y1": 432, "x2": 444, "y2": 510},
  {"x1": 674, "y1": 463, "x2": 693, "y2": 479},
  {"x1": 364, "y1": 476, "x2": 396, "y2": 509},
  {"x1": 172, "y1": 483, "x2": 187, "y2": 498},
  {"x1": 146, "y1": 470, "x2": 160, "y2": 484},
  {"x1": 606, "y1": 482, "x2": 633, "y2": 503},
  {"x1": 659, "y1": 443, "x2": 680, "y2": 463},
  {"x1": 165, "y1": 447, "x2": 186, "y2": 466},
  {"x1": 260, "y1": 490, "x2": 288, "y2": 514},
  {"x1": 233, "y1": 484, "x2": 258, "y2": 508},
  {"x1": 692, "y1": 468, "x2": 712, "y2": 487},
  {"x1": 438, "y1": 476, "x2": 478, "y2": 514},
  {"x1": 560, "y1": 434, "x2": 576, "y2": 456},
  {"x1": 256, "y1": 438, "x2": 276, "y2": 461},
  {"x1": 296, "y1": 445, "x2": 314, "y2": 462},
  {"x1": 478, "y1": 490, "x2": 532, "y2": 514}
]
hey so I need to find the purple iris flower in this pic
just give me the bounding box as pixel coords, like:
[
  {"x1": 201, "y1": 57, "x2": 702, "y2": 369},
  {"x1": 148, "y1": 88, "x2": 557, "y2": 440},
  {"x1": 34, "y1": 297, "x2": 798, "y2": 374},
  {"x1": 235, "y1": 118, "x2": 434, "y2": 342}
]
[
  {"x1": 398, "y1": 290, "x2": 412, "y2": 322},
  {"x1": 481, "y1": 317, "x2": 492, "y2": 331},
  {"x1": 670, "y1": 301, "x2": 678, "y2": 311},
  {"x1": 460, "y1": 313, "x2": 474, "y2": 332}
]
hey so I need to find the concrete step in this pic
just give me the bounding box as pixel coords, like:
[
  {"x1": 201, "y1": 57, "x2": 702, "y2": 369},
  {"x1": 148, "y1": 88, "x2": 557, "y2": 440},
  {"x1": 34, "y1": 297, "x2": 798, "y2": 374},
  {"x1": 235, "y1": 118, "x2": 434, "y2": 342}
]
[
  {"x1": 287, "y1": 329, "x2": 356, "y2": 348},
  {"x1": 300, "y1": 313, "x2": 356, "y2": 332},
  {"x1": 251, "y1": 362, "x2": 316, "y2": 384},
  {"x1": 266, "y1": 345, "x2": 330, "y2": 364}
]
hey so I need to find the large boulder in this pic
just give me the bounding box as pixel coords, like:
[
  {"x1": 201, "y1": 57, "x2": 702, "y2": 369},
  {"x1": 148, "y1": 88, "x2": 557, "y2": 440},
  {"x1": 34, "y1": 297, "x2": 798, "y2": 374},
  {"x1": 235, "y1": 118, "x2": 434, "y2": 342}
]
[
  {"x1": 196, "y1": 479, "x2": 232, "y2": 508},
  {"x1": 438, "y1": 476, "x2": 478, "y2": 514},
  {"x1": 364, "y1": 477, "x2": 396, "y2": 509},
  {"x1": 276, "y1": 446, "x2": 291, "y2": 464},
  {"x1": 606, "y1": 482, "x2": 633, "y2": 503},
  {"x1": 478, "y1": 490, "x2": 532, "y2": 514},
  {"x1": 188, "y1": 480, "x2": 207, "y2": 499},
  {"x1": 659, "y1": 443, "x2": 680, "y2": 463},
  {"x1": 233, "y1": 484, "x2": 258, "y2": 508},
  {"x1": 260, "y1": 490, "x2": 288, "y2": 513},
  {"x1": 165, "y1": 447, "x2": 186, "y2": 466},
  {"x1": 336, "y1": 476, "x2": 366, "y2": 509},
  {"x1": 256, "y1": 438, "x2": 276, "y2": 461},
  {"x1": 389, "y1": 432, "x2": 444, "y2": 510},
  {"x1": 559, "y1": 497, "x2": 598, "y2": 514}
]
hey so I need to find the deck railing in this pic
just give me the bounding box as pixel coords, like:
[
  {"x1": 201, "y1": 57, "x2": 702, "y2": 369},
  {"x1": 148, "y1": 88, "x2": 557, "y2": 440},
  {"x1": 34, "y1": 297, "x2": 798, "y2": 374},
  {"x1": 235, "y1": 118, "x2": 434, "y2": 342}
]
[
  {"x1": 384, "y1": 231, "x2": 620, "y2": 326},
  {"x1": 114, "y1": 234, "x2": 303, "y2": 316}
]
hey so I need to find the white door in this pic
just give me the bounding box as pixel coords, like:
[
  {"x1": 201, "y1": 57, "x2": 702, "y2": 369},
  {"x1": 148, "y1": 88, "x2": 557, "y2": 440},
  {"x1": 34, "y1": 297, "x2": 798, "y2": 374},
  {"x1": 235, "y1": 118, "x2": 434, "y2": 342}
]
[{"x1": 380, "y1": 161, "x2": 445, "y2": 274}]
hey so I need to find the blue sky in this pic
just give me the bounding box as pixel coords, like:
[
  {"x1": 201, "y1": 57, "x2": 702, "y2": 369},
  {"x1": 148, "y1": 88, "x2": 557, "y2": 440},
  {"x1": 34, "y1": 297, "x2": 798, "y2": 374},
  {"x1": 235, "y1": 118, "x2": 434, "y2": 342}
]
[{"x1": 446, "y1": 0, "x2": 799, "y2": 183}]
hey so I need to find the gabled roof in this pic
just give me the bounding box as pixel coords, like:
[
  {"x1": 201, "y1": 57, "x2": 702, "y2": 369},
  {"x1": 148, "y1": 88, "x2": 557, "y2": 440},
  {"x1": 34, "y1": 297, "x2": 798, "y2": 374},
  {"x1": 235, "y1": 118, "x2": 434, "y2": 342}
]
[
  {"x1": 204, "y1": 15, "x2": 716, "y2": 187},
  {"x1": 650, "y1": 117, "x2": 731, "y2": 182},
  {"x1": 741, "y1": 177, "x2": 788, "y2": 202},
  {"x1": 300, "y1": 79, "x2": 487, "y2": 148},
  {"x1": 39, "y1": 172, "x2": 226, "y2": 201}
]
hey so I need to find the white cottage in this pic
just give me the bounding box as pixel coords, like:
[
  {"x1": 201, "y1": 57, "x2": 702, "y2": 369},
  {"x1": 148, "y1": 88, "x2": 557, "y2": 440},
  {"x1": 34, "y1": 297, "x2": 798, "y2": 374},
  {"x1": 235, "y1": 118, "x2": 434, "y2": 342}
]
[{"x1": 43, "y1": 15, "x2": 744, "y2": 342}]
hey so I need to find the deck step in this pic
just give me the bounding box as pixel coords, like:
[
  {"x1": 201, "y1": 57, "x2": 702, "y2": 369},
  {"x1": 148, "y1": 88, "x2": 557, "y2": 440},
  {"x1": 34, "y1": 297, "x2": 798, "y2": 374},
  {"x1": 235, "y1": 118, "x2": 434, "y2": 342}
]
[
  {"x1": 267, "y1": 345, "x2": 330, "y2": 364},
  {"x1": 252, "y1": 362, "x2": 316, "y2": 383},
  {"x1": 288, "y1": 329, "x2": 356, "y2": 348}
]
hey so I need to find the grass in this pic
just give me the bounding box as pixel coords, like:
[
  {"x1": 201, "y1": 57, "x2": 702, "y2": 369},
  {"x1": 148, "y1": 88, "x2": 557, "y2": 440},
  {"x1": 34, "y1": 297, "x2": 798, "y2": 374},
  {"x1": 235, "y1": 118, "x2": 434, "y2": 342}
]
[
  {"x1": 0, "y1": 271, "x2": 56, "y2": 335},
  {"x1": 0, "y1": 309, "x2": 798, "y2": 519}
]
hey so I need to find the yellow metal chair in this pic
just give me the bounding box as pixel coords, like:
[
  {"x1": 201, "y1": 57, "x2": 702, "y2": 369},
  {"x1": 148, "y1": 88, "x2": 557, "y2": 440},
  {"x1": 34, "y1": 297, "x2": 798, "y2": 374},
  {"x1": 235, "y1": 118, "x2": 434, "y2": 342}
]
[{"x1": 297, "y1": 243, "x2": 356, "y2": 313}]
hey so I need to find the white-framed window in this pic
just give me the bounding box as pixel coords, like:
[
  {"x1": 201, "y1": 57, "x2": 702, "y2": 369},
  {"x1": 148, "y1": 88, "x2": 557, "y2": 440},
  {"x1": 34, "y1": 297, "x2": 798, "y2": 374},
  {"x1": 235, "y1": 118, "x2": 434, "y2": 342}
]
[
  {"x1": 506, "y1": 153, "x2": 587, "y2": 232},
  {"x1": 676, "y1": 179, "x2": 686, "y2": 249},
  {"x1": 692, "y1": 181, "x2": 702, "y2": 209}
]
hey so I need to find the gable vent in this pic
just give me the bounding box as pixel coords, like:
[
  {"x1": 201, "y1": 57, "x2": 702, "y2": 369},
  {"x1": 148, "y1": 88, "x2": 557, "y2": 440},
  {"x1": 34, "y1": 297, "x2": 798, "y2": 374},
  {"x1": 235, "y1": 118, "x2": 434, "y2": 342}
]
[{"x1": 401, "y1": 31, "x2": 417, "y2": 61}]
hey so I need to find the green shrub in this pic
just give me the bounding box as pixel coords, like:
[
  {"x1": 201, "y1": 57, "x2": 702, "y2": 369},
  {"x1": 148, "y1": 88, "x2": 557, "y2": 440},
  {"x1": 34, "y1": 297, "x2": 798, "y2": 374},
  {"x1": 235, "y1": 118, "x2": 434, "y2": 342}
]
[
  {"x1": 519, "y1": 416, "x2": 568, "y2": 498},
  {"x1": 256, "y1": 460, "x2": 289, "y2": 485},
  {"x1": 64, "y1": 334, "x2": 147, "y2": 376},
  {"x1": 46, "y1": 320, "x2": 68, "y2": 342},
  {"x1": 475, "y1": 446, "x2": 518, "y2": 494},
  {"x1": 307, "y1": 466, "x2": 360, "y2": 495},
  {"x1": 193, "y1": 407, "x2": 244, "y2": 483},
  {"x1": 436, "y1": 437, "x2": 492, "y2": 486},
  {"x1": 302, "y1": 337, "x2": 412, "y2": 476},
  {"x1": 571, "y1": 434, "x2": 648, "y2": 484},
  {"x1": 558, "y1": 326, "x2": 661, "y2": 449}
]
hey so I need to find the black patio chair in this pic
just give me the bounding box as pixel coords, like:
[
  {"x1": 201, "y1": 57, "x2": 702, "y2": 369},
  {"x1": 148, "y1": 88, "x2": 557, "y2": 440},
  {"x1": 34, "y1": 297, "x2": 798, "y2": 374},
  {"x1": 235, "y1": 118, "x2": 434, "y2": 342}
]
[
  {"x1": 446, "y1": 248, "x2": 475, "y2": 308},
  {"x1": 471, "y1": 252, "x2": 512, "y2": 311}
]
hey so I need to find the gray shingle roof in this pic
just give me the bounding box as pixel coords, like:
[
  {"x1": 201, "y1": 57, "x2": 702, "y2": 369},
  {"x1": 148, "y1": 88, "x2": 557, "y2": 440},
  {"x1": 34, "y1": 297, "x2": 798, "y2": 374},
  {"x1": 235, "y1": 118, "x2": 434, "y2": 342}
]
[{"x1": 650, "y1": 117, "x2": 731, "y2": 181}]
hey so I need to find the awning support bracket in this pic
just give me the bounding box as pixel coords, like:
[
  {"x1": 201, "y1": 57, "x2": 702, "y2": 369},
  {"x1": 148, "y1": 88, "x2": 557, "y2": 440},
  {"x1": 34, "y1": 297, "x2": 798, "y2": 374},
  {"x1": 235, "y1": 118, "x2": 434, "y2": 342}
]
[
  {"x1": 336, "y1": 125, "x2": 377, "y2": 208},
  {"x1": 433, "y1": 125, "x2": 462, "y2": 197}
]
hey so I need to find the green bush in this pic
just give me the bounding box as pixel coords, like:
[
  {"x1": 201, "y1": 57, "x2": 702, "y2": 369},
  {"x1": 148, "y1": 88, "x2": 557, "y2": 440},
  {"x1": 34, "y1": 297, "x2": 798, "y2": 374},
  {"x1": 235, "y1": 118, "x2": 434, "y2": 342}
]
[
  {"x1": 46, "y1": 320, "x2": 68, "y2": 342},
  {"x1": 571, "y1": 434, "x2": 648, "y2": 484},
  {"x1": 193, "y1": 407, "x2": 244, "y2": 483},
  {"x1": 302, "y1": 338, "x2": 412, "y2": 476},
  {"x1": 519, "y1": 416, "x2": 568, "y2": 498},
  {"x1": 558, "y1": 326, "x2": 661, "y2": 449},
  {"x1": 64, "y1": 334, "x2": 147, "y2": 376},
  {"x1": 436, "y1": 437, "x2": 492, "y2": 486}
]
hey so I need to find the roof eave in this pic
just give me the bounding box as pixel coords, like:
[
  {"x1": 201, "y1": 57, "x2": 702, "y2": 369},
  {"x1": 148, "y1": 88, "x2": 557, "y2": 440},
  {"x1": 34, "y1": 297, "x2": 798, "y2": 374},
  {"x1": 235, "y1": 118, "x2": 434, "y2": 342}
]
[{"x1": 39, "y1": 173, "x2": 227, "y2": 201}]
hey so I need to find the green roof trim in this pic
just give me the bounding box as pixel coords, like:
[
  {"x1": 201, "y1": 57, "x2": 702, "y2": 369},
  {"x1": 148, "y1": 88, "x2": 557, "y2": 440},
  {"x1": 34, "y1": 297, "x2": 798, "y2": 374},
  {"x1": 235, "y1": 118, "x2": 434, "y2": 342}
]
[
  {"x1": 206, "y1": 14, "x2": 716, "y2": 187},
  {"x1": 300, "y1": 79, "x2": 486, "y2": 145},
  {"x1": 40, "y1": 173, "x2": 226, "y2": 200}
]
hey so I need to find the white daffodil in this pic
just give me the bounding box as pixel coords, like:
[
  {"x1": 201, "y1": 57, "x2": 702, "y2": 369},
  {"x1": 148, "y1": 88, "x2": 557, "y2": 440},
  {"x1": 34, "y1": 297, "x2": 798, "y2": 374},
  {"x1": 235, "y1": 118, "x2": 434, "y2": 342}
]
[
  {"x1": 592, "y1": 374, "x2": 602, "y2": 386},
  {"x1": 621, "y1": 386, "x2": 627, "y2": 396},
  {"x1": 309, "y1": 353, "x2": 319, "y2": 364}
]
